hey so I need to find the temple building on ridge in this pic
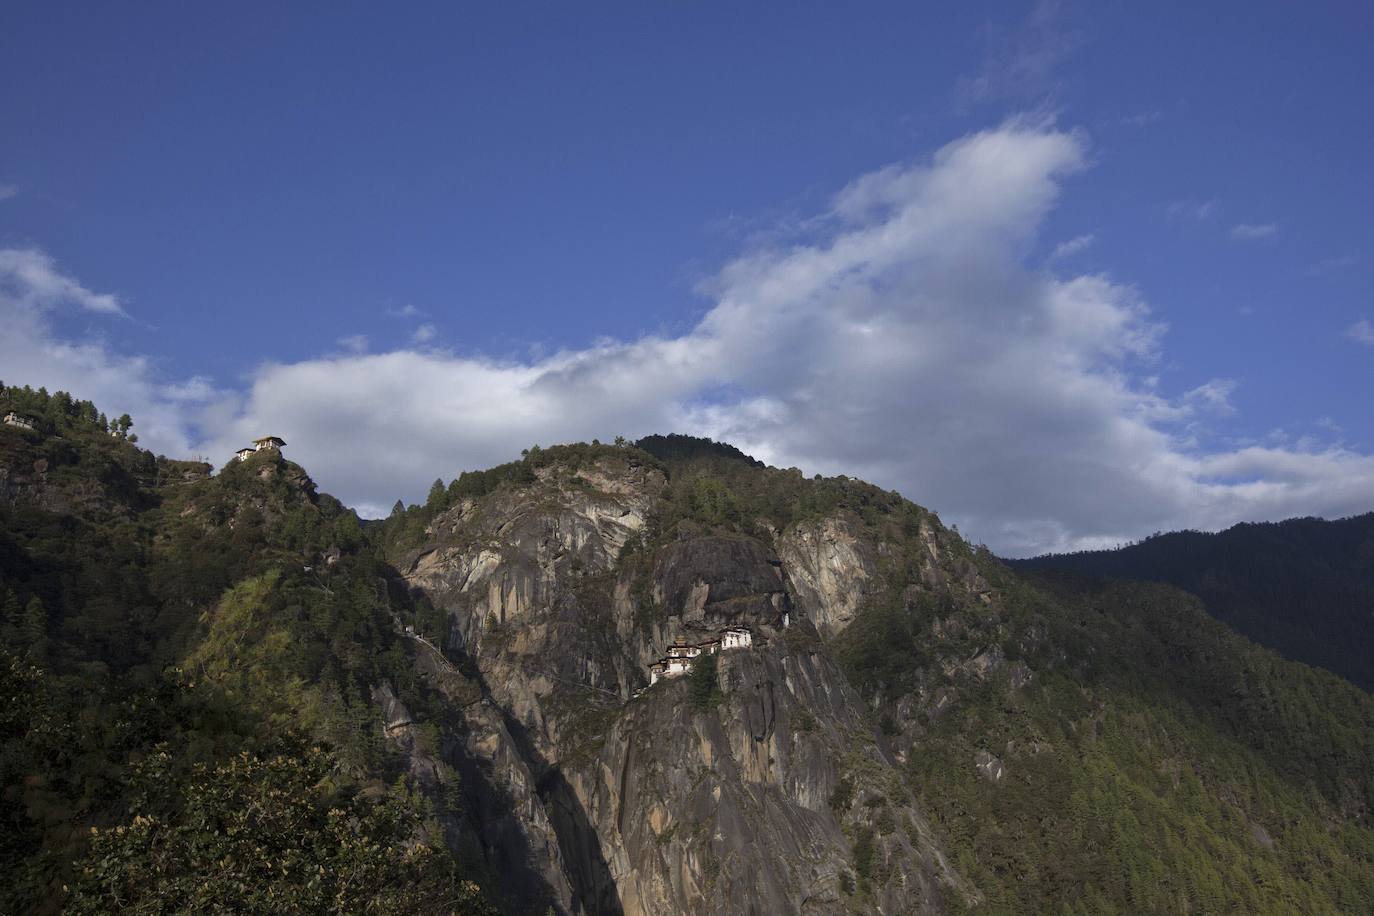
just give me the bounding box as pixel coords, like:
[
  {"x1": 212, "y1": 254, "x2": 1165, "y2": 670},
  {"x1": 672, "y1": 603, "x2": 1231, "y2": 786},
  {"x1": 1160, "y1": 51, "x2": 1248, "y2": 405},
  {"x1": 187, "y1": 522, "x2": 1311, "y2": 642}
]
[{"x1": 234, "y1": 436, "x2": 287, "y2": 462}]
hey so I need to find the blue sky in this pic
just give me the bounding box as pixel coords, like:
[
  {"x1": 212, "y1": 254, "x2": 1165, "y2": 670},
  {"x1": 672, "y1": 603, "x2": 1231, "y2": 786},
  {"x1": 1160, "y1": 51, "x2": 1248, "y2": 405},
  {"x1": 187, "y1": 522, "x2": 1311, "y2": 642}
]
[{"x1": 2, "y1": 1, "x2": 1372, "y2": 554}]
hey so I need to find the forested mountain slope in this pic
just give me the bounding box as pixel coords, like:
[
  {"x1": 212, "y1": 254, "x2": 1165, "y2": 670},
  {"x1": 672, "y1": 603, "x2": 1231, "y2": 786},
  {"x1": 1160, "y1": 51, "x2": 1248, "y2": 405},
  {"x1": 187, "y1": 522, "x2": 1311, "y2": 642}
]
[
  {"x1": 1011, "y1": 514, "x2": 1374, "y2": 691},
  {"x1": 0, "y1": 383, "x2": 498, "y2": 914},
  {"x1": 3, "y1": 385, "x2": 1373, "y2": 914}
]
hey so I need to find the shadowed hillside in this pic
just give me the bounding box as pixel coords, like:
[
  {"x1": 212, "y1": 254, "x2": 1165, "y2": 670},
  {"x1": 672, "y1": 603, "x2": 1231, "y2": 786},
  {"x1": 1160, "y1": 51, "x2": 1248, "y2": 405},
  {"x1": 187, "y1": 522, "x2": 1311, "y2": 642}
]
[{"x1": 1012, "y1": 514, "x2": 1374, "y2": 691}]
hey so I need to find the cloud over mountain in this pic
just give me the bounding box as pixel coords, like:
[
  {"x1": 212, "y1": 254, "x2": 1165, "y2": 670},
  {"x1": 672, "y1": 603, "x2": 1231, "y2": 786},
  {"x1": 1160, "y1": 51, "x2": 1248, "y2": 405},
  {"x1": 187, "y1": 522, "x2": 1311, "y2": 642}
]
[{"x1": 7, "y1": 120, "x2": 1374, "y2": 555}]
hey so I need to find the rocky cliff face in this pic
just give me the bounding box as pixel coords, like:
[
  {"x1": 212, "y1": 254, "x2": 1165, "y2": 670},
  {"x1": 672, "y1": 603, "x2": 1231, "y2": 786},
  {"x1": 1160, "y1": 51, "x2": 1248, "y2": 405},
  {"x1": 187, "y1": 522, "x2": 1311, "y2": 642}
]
[{"x1": 387, "y1": 452, "x2": 973, "y2": 914}]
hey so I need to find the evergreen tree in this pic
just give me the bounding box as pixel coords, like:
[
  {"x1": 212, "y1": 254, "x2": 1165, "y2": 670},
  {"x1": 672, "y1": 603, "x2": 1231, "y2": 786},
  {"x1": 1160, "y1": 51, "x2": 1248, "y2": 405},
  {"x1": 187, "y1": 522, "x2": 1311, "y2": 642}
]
[
  {"x1": 688, "y1": 652, "x2": 720, "y2": 711},
  {"x1": 22, "y1": 596, "x2": 46, "y2": 661},
  {"x1": 0, "y1": 586, "x2": 21, "y2": 645},
  {"x1": 426, "y1": 478, "x2": 447, "y2": 511}
]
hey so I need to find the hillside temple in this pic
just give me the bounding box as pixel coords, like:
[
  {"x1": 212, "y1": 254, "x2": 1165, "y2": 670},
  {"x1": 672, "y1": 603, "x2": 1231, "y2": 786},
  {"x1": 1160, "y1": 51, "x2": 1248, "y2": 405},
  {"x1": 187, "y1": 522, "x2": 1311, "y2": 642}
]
[{"x1": 234, "y1": 435, "x2": 287, "y2": 461}]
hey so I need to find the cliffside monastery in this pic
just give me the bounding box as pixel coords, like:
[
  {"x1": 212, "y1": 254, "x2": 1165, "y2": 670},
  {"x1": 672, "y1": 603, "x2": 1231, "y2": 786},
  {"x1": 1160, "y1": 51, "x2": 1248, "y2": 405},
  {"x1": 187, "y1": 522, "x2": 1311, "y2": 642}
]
[{"x1": 647, "y1": 626, "x2": 753, "y2": 685}]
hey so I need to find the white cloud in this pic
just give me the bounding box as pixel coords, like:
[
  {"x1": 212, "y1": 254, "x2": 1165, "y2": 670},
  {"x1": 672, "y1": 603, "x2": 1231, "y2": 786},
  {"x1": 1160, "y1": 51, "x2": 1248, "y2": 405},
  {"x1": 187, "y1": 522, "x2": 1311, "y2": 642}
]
[
  {"x1": 1231, "y1": 222, "x2": 1278, "y2": 240},
  {"x1": 0, "y1": 184, "x2": 17, "y2": 202},
  {"x1": 186, "y1": 119, "x2": 1374, "y2": 555},
  {"x1": 0, "y1": 248, "x2": 126, "y2": 315},
  {"x1": 1347, "y1": 319, "x2": 1374, "y2": 346},
  {"x1": 15, "y1": 120, "x2": 1374, "y2": 556},
  {"x1": 386, "y1": 304, "x2": 424, "y2": 318},
  {"x1": 337, "y1": 334, "x2": 370, "y2": 353},
  {"x1": 0, "y1": 248, "x2": 213, "y2": 457},
  {"x1": 1049, "y1": 233, "x2": 1094, "y2": 260},
  {"x1": 411, "y1": 323, "x2": 437, "y2": 345}
]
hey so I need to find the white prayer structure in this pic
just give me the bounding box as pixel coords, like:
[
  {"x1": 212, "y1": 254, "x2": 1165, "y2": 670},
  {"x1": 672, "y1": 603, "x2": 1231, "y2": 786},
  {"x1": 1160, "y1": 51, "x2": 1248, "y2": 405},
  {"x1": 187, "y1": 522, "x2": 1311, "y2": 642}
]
[
  {"x1": 720, "y1": 627, "x2": 752, "y2": 650},
  {"x1": 647, "y1": 625, "x2": 757, "y2": 685},
  {"x1": 234, "y1": 436, "x2": 287, "y2": 462},
  {"x1": 3, "y1": 412, "x2": 35, "y2": 431}
]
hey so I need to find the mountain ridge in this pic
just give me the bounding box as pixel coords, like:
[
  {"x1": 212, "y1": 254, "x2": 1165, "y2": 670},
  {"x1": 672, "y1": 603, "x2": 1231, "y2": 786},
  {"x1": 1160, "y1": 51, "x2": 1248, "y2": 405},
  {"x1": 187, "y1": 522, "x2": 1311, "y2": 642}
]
[
  {"x1": 2, "y1": 381, "x2": 1373, "y2": 913},
  {"x1": 1012, "y1": 513, "x2": 1374, "y2": 691}
]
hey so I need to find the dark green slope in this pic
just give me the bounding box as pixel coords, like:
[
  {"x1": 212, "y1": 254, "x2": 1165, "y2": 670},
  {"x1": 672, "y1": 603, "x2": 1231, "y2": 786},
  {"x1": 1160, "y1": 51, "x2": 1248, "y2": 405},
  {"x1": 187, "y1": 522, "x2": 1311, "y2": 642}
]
[
  {"x1": 0, "y1": 383, "x2": 498, "y2": 914},
  {"x1": 1011, "y1": 514, "x2": 1374, "y2": 691}
]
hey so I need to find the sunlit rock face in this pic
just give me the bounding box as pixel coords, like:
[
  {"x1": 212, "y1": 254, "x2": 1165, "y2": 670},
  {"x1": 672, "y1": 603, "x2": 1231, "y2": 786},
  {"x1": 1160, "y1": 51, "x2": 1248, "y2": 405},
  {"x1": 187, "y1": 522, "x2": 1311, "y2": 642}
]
[{"x1": 386, "y1": 451, "x2": 971, "y2": 914}]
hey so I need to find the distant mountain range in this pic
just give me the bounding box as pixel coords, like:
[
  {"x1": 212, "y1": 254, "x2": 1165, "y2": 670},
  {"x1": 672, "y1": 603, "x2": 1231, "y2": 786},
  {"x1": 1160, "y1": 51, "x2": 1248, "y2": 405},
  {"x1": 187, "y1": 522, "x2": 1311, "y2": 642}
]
[{"x1": 1012, "y1": 514, "x2": 1374, "y2": 692}]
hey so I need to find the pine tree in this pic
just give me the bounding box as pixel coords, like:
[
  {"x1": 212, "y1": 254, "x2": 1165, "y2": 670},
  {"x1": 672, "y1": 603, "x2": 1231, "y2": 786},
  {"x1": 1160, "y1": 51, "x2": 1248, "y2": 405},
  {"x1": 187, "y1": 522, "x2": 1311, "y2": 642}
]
[
  {"x1": 688, "y1": 652, "x2": 720, "y2": 711},
  {"x1": 1, "y1": 586, "x2": 22, "y2": 645},
  {"x1": 23, "y1": 596, "x2": 47, "y2": 662},
  {"x1": 426, "y1": 478, "x2": 447, "y2": 511}
]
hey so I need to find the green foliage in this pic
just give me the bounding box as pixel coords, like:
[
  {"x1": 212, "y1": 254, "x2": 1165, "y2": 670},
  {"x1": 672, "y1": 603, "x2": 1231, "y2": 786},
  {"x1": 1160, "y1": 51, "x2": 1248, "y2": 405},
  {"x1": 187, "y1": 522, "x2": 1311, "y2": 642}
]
[
  {"x1": 635, "y1": 434, "x2": 764, "y2": 468},
  {"x1": 829, "y1": 776, "x2": 855, "y2": 813},
  {"x1": 836, "y1": 568, "x2": 1374, "y2": 913},
  {"x1": 688, "y1": 652, "x2": 721, "y2": 712},
  {"x1": 851, "y1": 825, "x2": 876, "y2": 892},
  {"x1": 688, "y1": 476, "x2": 740, "y2": 526},
  {"x1": 832, "y1": 594, "x2": 951, "y2": 698},
  {"x1": 68, "y1": 745, "x2": 496, "y2": 915},
  {"x1": 0, "y1": 388, "x2": 499, "y2": 912},
  {"x1": 1017, "y1": 513, "x2": 1374, "y2": 691}
]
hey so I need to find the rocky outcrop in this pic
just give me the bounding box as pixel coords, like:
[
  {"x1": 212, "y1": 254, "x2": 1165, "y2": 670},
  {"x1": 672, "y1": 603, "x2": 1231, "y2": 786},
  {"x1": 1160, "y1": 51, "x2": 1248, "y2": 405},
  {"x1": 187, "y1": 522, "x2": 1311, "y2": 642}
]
[
  {"x1": 653, "y1": 536, "x2": 789, "y2": 626},
  {"x1": 777, "y1": 515, "x2": 876, "y2": 639},
  {"x1": 393, "y1": 453, "x2": 971, "y2": 914},
  {"x1": 567, "y1": 634, "x2": 963, "y2": 915}
]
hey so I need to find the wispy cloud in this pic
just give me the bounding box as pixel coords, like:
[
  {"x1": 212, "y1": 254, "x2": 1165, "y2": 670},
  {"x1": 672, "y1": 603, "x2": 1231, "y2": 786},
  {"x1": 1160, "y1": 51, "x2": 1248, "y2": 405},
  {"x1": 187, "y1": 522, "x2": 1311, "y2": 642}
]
[
  {"x1": 1346, "y1": 319, "x2": 1374, "y2": 346},
  {"x1": 386, "y1": 304, "x2": 425, "y2": 318},
  {"x1": 411, "y1": 323, "x2": 437, "y2": 345},
  {"x1": 0, "y1": 184, "x2": 17, "y2": 202},
  {"x1": 0, "y1": 247, "x2": 126, "y2": 315},
  {"x1": 0, "y1": 247, "x2": 209, "y2": 456},
  {"x1": 1315, "y1": 416, "x2": 1343, "y2": 434},
  {"x1": 1049, "y1": 233, "x2": 1095, "y2": 260},
  {"x1": 1231, "y1": 222, "x2": 1278, "y2": 240},
  {"x1": 1121, "y1": 110, "x2": 1163, "y2": 128},
  {"x1": 955, "y1": 0, "x2": 1082, "y2": 105},
  {"x1": 1310, "y1": 255, "x2": 1357, "y2": 276},
  {"x1": 1167, "y1": 199, "x2": 1217, "y2": 221},
  {"x1": 1183, "y1": 378, "x2": 1237, "y2": 415},
  {"x1": 337, "y1": 334, "x2": 370, "y2": 353}
]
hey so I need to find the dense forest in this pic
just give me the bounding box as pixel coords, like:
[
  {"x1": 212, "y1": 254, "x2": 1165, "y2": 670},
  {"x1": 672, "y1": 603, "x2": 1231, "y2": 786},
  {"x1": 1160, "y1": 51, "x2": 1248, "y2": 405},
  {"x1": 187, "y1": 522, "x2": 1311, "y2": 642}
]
[
  {"x1": 1012, "y1": 515, "x2": 1374, "y2": 691},
  {"x1": 3, "y1": 384, "x2": 1373, "y2": 913},
  {"x1": 0, "y1": 383, "x2": 498, "y2": 913}
]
